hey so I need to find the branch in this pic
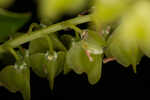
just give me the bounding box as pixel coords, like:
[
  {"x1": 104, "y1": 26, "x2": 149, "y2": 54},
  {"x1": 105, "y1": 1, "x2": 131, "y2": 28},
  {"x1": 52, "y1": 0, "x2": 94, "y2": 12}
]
[{"x1": 0, "y1": 14, "x2": 91, "y2": 53}]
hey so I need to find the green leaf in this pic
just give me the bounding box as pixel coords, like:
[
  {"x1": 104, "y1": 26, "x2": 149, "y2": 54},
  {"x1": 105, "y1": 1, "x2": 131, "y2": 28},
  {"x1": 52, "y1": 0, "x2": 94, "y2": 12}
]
[
  {"x1": 29, "y1": 34, "x2": 66, "y2": 55},
  {"x1": 0, "y1": 64, "x2": 30, "y2": 100},
  {"x1": 30, "y1": 53, "x2": 47, "y2": 78},
  {"x1": 0, "y1": 9, "x2": 31, "y2": 42},
  {"x1": 66, "y1": 42, "x2": 102, "y2": 84}
]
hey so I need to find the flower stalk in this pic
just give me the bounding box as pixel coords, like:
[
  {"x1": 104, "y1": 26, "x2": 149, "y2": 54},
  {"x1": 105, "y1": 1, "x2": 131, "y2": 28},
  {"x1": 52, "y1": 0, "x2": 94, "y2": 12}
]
[{"x1": 0, "y1": 14, "x2": 91, "y2": 53}]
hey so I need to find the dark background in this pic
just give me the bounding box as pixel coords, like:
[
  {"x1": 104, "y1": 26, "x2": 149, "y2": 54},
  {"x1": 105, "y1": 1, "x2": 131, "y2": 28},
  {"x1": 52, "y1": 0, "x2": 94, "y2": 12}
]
[{"x1": 0, "y1": 0, "x2": 150, "y2": 99}]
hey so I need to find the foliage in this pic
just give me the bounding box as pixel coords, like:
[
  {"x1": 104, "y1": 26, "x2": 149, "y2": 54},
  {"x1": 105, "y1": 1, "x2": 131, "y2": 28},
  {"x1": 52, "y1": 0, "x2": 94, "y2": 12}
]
[{"x1": 0, "y1": 0, "x2": 150, "y2": 100}]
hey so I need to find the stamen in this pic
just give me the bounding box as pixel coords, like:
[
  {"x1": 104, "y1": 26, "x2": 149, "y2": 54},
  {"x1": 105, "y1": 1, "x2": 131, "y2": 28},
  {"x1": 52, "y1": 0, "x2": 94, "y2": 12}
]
[
  {"x1": 103, "y1": 57, "x2": 115, "y2": 63},
  {"x1": 85, "y1": 50, "x2": 93, "y2": 62}
]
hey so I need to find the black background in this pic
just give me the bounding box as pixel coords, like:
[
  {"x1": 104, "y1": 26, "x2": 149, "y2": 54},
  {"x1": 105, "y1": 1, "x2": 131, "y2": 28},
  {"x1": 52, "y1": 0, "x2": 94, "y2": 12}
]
[{"x1": 0, "y1": 0, "x2": 150, "y2": 99}]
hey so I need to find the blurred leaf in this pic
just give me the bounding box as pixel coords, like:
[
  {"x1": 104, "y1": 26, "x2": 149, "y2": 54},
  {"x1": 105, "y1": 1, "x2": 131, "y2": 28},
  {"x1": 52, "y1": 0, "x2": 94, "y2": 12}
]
[
  {"x1": 0, "y1": 0, "x2": 14, "y2": 8},
  {"x1": 0, "y1": 9, "x2": 31, "y2": 42},
  {"x1": 66, "y1": 42, "x2": 102, "y2": 84},
  {"x1": 29, "y1": 34, "x2": 66, "y2": 55},
  {"x1": 130, "y1": 1, "x2": 150, "y2": 58},
  {"x1": 38, "y1": 0, "x2": 87, "y2": 24},
  {"x1": 92, "y1": 0, "x2": 131, "y2": 29},
  {"x1": 0, "y1": 64, "x2": 30, "y2": 100}
]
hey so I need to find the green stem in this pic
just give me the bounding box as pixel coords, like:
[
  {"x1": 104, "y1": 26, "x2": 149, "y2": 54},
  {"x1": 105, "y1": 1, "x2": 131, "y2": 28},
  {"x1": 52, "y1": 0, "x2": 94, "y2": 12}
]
[
  {"x1": 69, "y1": 24, "x2": 83, "y2": 34},
  {"x1": 27, "y1": 23, "x2": 40, "y2": 33},
  {"x1": 45, "y1": 35, "x2": 54, "y2": 55},
  {"x1": 0, "y1": 14, "x2": 91, "y2": 53},
  {"x1": 8, "y1": 47, "x2": 20, "y2": 61},
  {"x1": 68, "y1": 24, "x2": 82, "y2": 39}
]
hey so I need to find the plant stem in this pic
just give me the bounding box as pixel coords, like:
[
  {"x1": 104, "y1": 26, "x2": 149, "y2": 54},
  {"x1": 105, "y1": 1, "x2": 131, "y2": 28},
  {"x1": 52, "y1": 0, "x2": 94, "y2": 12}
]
[
  {"x1": 69, "y1": 24, "x2": 83, "y2": 34},
  {"x1": 45, "y1": 35, "x2": 54, "y2": 55},
  {"x1": 68, "y1": 24, "x2": 82, "y2": 39},
  {"x1": 8, "y1": 47, "x2": 20, "y2": 61},
  {"x1": 0, "y1": 14, "x2": 91, "y2": 53},
  {"x1": 27, "y1": 23, "x2": 41, "y2": 33}
]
